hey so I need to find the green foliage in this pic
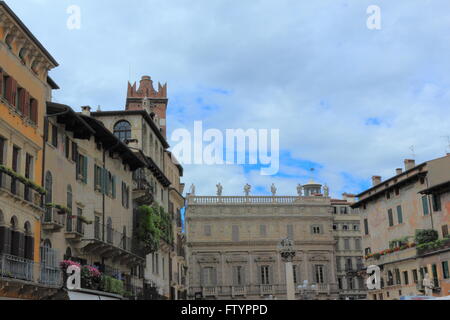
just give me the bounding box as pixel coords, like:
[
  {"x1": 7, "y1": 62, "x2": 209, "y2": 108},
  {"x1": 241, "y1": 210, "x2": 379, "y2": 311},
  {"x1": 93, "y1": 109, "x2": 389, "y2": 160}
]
[
  {"x1": 0, "y1": 164, "x2": 46, "y2": 195},
  {"x1": 100, "y1": 275, "x2": 124, "y2": 295},
  {"x1": 45, "y1": 203, "x2": 72, "y2": 214},
  {"x1": 137, "y1": 205, "x2": 173, "y2": 253},
  {"x1": 415, "y1": 229, "x2": 438, "y2": 245}
]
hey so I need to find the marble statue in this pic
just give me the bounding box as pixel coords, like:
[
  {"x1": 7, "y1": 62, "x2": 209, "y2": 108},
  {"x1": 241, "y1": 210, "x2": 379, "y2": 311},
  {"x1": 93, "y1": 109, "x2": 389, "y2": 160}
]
[
  {"x1": 297, "y1": 184, "x2": 303, "y2": 197},
  {"x1": 189, "y1": 184, "x2": 196, "y2": 196},
  {"x1": 323, "y1": 185, "x2": 329, "y2": 197},
  {"x1": 244, "y1": 184, "x2": 251, "y2": 196},
  {"x1": 271, "y1": 183, "x2": 277, "y2": 196},
  {"x1": 423, "y1": 273, "x2": 434, "y2": 296},
  {"x1": 216, "y1": 183, "x2": 223, "y2": 196}
]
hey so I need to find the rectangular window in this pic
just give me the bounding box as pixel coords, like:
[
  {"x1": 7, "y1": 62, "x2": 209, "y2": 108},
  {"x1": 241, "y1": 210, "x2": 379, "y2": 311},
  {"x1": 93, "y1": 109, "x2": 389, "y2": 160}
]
[
  {"x1": 25, "y1": 153, "x2": 33, "y2": 179},
  {"x1": 232, "y1": 225, "x2": 239, "y2": 242},
  {"x1": 442, "y1": 225, "x2": 449, "y2": 238},
  {"x1": 65, "y1": 136, "x2": 70, "y2": 159},
  {"x1": 260, "y1": 225, "x2": 267, "y2": 237},
  {"x1": 76, "y1": 154, "x2": 88, "y2": 183},
  {"x1": 355, "y1": 239, "x2": 361, "y2": 250},
  {"x1": 204, "y1": 225, "x2": 211, "y2": 236},
  {"x1": 315, "y1": 265, "x2": 325, "y2": 284},
  {"x1": 432, "y1": 194, "x2": 442, "y2": 212},
  {"x1": 202, "y1": 267, "x2": 216, "y2": 286},
  {"x1": 344, "y1": 239, "x2": 350, "y2": 250},
  {"x1": 0, "y1": 137, "x2": 6, "y2": 165},
  {"x1": 403, "y1": 271, "x2": 409, "y2": 285},
  {"x1": 12, "y1": 146, "x2": 20, "y2": 172},
  {"x1": 51, "y1": 124, "x2": 58, "y2": 147},
  {"x1": 312, "y1": 225, "x2": 322, "y2": 234},
  {"x1": 260, "y1": 266, "x2": 270, "y2": 285},
  {"x1": 395, "y1": 269, "x2": 401, "y2": 285},
  {"x1": 442, "y1": 261, "x2": 449, "y2": 279},
  {"x1": 233, "y1": 266, "x2": 244, "y2": 285},
  {"x1": 71, "y1": 142, "x2": 78, "y2": 162},
  {"x1": 412, "y1": 269, "x2": 418, "y2": 284},
  {"x1": 287, "y1": 224, "x2": 294, "y2": 240},
  {"x1": 364, "y1": 218, "x2": 369, "y2": 235},
  {"x1": 388, "y1": 209, "x2": 394, "y2": 227},
  {"x1": 397, "y1": 205, "x2": 403, "y2": 224},
  {"x1": 422, "y1": 196, "x2": 429, "y2": 216}
]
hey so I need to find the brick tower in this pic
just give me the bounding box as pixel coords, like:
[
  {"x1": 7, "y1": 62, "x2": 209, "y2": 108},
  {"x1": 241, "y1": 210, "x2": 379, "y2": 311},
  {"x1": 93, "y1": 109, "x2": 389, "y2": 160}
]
[{"x1": 126, "y1": 75, "x2": 168, "y2": 137}]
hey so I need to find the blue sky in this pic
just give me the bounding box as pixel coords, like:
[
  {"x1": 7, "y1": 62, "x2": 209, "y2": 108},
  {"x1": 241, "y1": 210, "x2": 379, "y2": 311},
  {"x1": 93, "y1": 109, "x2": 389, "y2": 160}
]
[{"x1": 8, "y1": 0, "x2": 450, "y2": 198}]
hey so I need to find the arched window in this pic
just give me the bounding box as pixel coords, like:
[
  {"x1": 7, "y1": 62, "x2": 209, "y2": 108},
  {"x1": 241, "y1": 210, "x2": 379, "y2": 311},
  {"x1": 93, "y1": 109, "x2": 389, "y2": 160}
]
[
  {"x1": 10, "y1": 216, "x2": 18, "y2": 230},
  {"x1": 65, "y1": 247, "x2": 72, "y2": 260},
  {"x1": 24, "y1": 221, "x2": 32, "y2": 235},
  {"x1": 10, "y1": 216, "x2": 19, "y2": 256},
  {"x1": 45, "y1": 172, "x2": 53, "y2": 222},
  {"x1": 113, "y1": 120, "x2": 131, "y2": 142}
]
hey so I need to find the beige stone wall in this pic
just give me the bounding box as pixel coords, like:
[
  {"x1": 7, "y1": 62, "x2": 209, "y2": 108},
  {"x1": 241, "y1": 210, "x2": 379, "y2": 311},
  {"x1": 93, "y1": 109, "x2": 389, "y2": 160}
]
[{"x1": 186, "y1": 196, "x2": 339, "y2": 300}]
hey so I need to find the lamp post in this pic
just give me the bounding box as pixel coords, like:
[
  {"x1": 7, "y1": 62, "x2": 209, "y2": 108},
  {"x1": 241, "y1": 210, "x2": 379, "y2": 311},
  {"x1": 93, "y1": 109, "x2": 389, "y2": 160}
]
[{"x1": 278, "y1": 238, "x2": 296, "y2": 300}]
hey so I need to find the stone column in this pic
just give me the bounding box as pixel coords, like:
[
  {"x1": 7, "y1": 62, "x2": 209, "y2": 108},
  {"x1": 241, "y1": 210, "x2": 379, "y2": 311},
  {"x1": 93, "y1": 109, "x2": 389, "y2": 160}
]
[{"x1": 279, "y1": 239, "x2": 296, "y2": 300}]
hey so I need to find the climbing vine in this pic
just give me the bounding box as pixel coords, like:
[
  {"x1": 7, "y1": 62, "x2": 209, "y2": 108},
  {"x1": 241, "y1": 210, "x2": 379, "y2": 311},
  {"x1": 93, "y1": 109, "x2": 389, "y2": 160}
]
[{"x1": 137, "y1": 205, "x2": 173, "y2": 253}]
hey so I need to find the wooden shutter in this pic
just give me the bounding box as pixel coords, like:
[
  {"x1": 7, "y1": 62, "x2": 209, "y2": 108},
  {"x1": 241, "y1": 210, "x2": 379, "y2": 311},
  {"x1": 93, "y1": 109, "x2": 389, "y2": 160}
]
[
  {"x1": 18, "y1": 88, "x2": 25, "y2": 114},
  {"x1": 72, "y1": 142, "x2": 78, "y2": 162},
  {"x1": 10, "y1": 78, "x2": 17, "y2": 107},
  {"x1": 112, "y1": 176, "x2": 116, "y2": 198},
  {"x1": 0, "y1": 69, "x2": 3, "y2": 98},
  {"x1": 3, "y1": 228, "x2": 11, "y2": 255},
  {"x1": 30, "y1": 99, "x2": 38, "y2": 124},
  {"x1": 83, "y1": 156, "x2": 88, "y2": 184},
  {"x1": 23, "y1": 90, "x2": 30, "y2": 118},
  {"x1": 5, "y1": 77, "x2": 13, "y2": 104},
  {"x1": 18, "y1": 232, "x2": 25, "y2": 258},
  {"x1": 25, "y1": 235, "x2": 34, "y2": 260}
]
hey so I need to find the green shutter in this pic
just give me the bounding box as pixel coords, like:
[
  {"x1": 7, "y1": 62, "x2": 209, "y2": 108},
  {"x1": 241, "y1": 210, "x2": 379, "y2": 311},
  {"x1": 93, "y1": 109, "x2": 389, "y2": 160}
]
[
  {"x1": 101, "y1": 168, "x2": 107, "y2": 194},
  {"x1": 422, "y1": 196, "x2": 429, "y2": 216},
  {"x1": 112, "y1": 176, "x2": 116, "y2": 198},
  {"x1": 397, "y1": 206, "x2": 403, "y2": 224},
  {"x1": 83, "y1": 156, "x2": 88, "y2": 184}
]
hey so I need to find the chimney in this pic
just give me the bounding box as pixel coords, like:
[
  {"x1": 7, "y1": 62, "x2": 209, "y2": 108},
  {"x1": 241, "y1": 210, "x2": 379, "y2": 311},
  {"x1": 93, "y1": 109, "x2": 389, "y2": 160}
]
[
  {"x1": 81, "y1": 106, "x2": 91, "y2": 116},
  {"x1": 372, "y1": 176, "x2": 382, "y2": 186},
  {"x1": 404, "y1": 159, "x2": 416, "y2": 171},
  {"x1": 342, "y1": 193, "x2": 356, "y2": 203},
  {"x1": 396, "y1": 168, "x2": 403, "y2": 175}
]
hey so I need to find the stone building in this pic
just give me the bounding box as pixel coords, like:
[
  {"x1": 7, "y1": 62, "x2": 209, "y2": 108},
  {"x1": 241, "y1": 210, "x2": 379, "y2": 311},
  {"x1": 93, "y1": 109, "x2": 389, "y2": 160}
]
[
  {"x1": 185, "y1": 181, "x2": 340, "y2": 300},
  {"x1": 42, "y1": 102, "x2": 147, "y2": 299},
  {"x1": 0, "y1": 1, "x2": 59, "y2": 299},
  {"x1": 165, "y1": 151, "x2": 187, "y2": 300},
  {"x1": 352, "y1": 155, "x2": 450, "y2": 300},
  {"x1": 91, "y1": 76, "x2": 186, "y2": 300},
  {"x1": 331, "y1": 194, "x2": 367, "y2": 300}
]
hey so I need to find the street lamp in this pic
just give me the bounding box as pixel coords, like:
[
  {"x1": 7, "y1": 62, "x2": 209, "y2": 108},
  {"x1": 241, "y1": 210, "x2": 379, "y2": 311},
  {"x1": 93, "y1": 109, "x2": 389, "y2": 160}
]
[
  {"x1": 297, "y1": 280, "x2": 318, "y2": 300},
  {"x1": 278, "y1": 238, "x2": 296, "y2": 300}
]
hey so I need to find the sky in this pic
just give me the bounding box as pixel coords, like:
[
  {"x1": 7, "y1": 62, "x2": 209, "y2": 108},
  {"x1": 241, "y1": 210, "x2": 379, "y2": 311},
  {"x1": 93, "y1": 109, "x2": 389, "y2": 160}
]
[{"x1": 7, "y1": 0, "x2": 450, "y2": 198}]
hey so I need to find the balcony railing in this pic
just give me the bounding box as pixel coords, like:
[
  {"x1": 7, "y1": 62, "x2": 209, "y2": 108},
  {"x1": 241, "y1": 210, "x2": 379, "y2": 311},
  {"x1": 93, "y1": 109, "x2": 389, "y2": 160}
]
[
  {"x1": 83, "y1": 220, "x2": 132, "y2": 253},
  {"x1": 202, "y1": 287, "x2": 217, "y2": 297},
  {"x1": 43, "y1": 208, "x2": 65, "y2": 230},
  {"x1": 188, "y1": 195, "x2": 329, "y2": 205},
  {"x1": 0, "y1": 172, "x2": 43, "y2": 208},
  {"x1": 232, "y1": 286, "x2": 246, "y2": 296},
  {"x1": 0, "y1": 253, "x2": 34, "y2": 282},
  {"x1": 65, "y1": 215, "x2": 85, "y2": 237},
  {"x1": 260, "y1": 284, "x2": 274, "y2": 295}
]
